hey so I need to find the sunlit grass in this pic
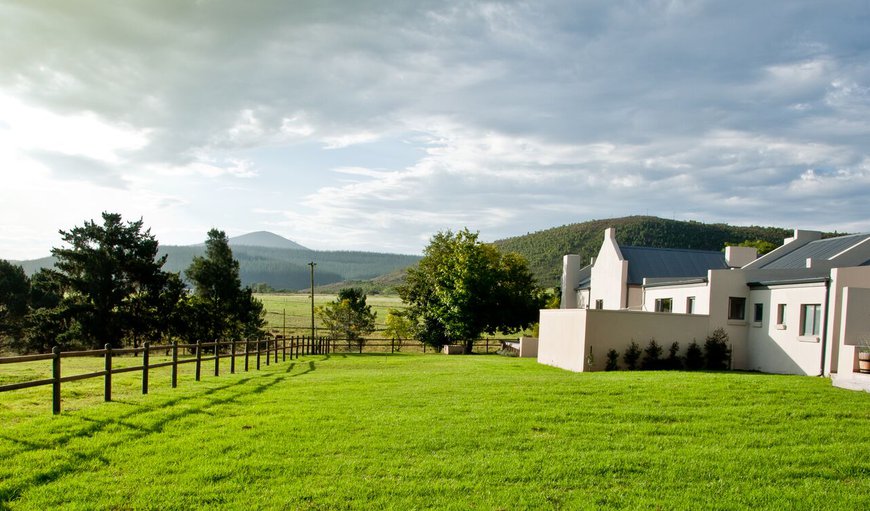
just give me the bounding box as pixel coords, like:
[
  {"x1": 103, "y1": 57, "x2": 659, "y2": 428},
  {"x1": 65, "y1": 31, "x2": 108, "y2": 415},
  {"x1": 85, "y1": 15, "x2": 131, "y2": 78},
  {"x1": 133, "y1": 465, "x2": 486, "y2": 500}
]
[
  {"x1": 1, "y1": 354, "x2": 868, "y2": 510},
  {"x1": 256, "y1": 293, "x2": 405, "y2": 335}
]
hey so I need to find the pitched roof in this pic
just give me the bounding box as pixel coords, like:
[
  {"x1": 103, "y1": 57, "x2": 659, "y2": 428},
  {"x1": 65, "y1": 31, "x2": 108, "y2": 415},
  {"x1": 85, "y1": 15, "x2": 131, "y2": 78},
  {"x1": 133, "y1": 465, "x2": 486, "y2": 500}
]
[
  {"x1": 619, "y1": 246, "x2": 728, "y2": 285},
  {"x1": 756, "y1": 233, "x2": 870, "y2": 269}
]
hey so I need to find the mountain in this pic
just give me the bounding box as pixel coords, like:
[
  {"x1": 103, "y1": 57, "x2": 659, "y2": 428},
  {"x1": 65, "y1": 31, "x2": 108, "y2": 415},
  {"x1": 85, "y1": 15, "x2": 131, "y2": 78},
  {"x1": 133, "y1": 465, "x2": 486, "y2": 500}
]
[
  {"x1": 227, "y1": 231, "x2": 308, "y2": 250},
  {"x1": 9, "y1": 232, "x2": 419, "y2": 292},
  {"x1": 493, "y1": 216, "x2": 795, "y2": 287}
]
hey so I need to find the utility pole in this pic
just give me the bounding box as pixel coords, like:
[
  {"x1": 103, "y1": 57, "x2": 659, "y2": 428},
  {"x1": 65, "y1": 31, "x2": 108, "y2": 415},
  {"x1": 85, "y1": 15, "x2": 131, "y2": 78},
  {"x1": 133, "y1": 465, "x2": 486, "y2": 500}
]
[{"x1": 308, "y1": 261, "x2": 316, "y2": 341}]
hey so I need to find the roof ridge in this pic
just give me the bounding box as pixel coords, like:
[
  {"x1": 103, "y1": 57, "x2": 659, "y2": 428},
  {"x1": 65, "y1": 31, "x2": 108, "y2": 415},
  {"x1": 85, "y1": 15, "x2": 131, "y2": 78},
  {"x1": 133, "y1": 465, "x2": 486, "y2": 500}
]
[{"x1": 619, "y1": 245, "x2": 724, "y2": 255}]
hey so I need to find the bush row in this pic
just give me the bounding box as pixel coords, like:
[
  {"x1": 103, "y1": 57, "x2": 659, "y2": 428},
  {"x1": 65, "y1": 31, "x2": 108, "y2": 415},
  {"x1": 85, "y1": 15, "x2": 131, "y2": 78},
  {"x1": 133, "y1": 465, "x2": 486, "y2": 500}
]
[{"x1": 604, "y1": 328, "x2": 731, "y2": 371}]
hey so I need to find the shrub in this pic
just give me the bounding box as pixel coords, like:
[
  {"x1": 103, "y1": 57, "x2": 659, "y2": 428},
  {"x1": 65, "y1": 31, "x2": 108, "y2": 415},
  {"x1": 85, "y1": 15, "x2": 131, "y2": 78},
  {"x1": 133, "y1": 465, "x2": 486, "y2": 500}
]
[
  {"x1": 641, "y1": 339, "x2": 663, "y2": 370},
  {"x1": 684, "y1": 340, "x2": 704, "y2": 370},
  {"x1": 623, "y1": 341, "x2": 641, "y2": 370},
  {"x1": 665, "y1": 342, "x2": 683, "y2": 370},
  {"x1": 605, "y1": 349, "x2": 619, "y2": 371},
  {"x1": 704, "y1": 328, "x2": 731, "y2": 370}
]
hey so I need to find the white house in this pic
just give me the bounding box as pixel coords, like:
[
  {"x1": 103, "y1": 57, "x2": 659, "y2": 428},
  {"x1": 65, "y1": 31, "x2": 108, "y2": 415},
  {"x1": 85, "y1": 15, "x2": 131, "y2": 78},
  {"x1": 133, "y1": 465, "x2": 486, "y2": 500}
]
[{"x1": 540, "y1": 227, "x2": 870, "y2": 392}]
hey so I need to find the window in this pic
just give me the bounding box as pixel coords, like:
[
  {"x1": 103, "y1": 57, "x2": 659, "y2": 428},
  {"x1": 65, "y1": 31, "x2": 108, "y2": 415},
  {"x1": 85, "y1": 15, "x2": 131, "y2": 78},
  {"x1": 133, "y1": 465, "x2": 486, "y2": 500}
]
[
  {"x1": 800, "y1": 304, "x2": 821, "y2": 336},
  {"x1": 595, "y1": 299, "x2": 604, "y2": 310},
  {"x1": 753, "y1": 303, "x2": 764, "y2": 323},
  {"x1": 776, "y1": 304, "x2": 786, "y2": 326},
  {"x1": 728, "y1": 297, "x2": 746, "y2": 321},
  {"x1": 655, "y1": 298, "x2": 673, "y2": 313},
  {"x1": 686, "y1": 296, "x2": 696, "y2": 314}
]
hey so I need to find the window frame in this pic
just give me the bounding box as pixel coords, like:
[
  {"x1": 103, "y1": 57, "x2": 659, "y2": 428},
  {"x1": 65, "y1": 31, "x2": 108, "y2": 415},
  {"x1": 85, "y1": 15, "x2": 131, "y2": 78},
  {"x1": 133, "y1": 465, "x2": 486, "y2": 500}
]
[
  {"x1": 686, "y1": 296, "x2": 695, "y2": 314},
  {"x1": 654, "y1": 297, "x2": 673, "y2": 313},
  {"x1": 753, "y1": 303, "x2": 764, "y2": 324},
  {"x1": 728, "y1": 297, "x2": 746, "y2": 321},
  {"x1": 776, "y1": 303, "x2": 786, "y2": 328},
  {"x1": 800, "y1": 304, "x2": 822, "y2": 337}
]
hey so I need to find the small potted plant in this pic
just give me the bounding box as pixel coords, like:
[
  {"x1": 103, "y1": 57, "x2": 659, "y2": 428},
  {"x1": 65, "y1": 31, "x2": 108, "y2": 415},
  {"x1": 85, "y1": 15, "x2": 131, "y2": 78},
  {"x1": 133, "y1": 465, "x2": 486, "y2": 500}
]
[{"x1": 858, "y1": 339, "x2": 870, "y2": 374}]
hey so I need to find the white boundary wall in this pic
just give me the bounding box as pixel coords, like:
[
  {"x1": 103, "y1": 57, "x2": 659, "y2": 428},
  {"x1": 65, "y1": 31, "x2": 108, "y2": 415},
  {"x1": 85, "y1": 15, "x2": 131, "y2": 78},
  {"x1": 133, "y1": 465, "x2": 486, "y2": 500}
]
[{"x1": 539, "y1": 309, "x2": 711, "y2": 372}]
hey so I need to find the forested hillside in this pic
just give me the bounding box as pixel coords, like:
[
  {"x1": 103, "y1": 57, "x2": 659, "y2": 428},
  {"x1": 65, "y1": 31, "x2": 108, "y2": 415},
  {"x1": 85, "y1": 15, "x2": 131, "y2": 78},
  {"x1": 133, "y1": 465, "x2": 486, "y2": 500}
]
[
  {"x1": 494, "y1": 216, "x2": 794, "y2": 286},
  {"x1": 13, "y1": 246, "x2": 420, "y2": 292}
]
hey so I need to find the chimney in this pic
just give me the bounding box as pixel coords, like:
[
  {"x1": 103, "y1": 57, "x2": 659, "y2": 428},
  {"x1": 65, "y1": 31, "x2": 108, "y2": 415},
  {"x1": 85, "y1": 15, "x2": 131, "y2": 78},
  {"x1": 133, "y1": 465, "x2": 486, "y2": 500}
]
[{"x1": 725, "y1": 246, "x2": 757, "y2": 268}]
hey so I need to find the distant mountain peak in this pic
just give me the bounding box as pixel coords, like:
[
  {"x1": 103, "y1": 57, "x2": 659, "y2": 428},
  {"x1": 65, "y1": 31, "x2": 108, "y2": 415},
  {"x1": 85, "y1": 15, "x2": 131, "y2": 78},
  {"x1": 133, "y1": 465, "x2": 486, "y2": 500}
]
[{"x1": 227, "y1": 231, "x2": 309, "y2": 250}]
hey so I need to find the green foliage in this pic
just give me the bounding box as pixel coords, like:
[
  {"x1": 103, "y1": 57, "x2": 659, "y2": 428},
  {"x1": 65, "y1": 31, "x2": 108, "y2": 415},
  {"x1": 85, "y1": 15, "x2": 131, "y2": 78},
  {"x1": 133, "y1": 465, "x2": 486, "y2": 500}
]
[
  {"x1": 704, "y1": 328, "x2": 731, "y2": 370},
  {"x1": 623, "y1": 340, "x2": 641, "y2": 370},
  {"x1": 605, "y1": 349, "x2": 619, "y2": 371},
  {"x1": 383, "y1": 308, "x2": 416, "y2": 352},
  {"x1": 641, "y1": 339, "x2": 663, "y2": 370},
  {"x1": 186, "y1": 229, "x2": 265, "y2": 342},
  {"x1": 317, "y1": 288, "x2": 376, "y2": 351},
  {"x1": 684, "y1": 340, "x2": 704, "y2": 370},
  {"x1": 0, "y1": 260, "x2": 30, "y2": 345},
  {"x1": 665, "y1": 341, "x2": 683, "y2": 370},
  {"x1": 51, "y1": 212, "x2": 169, "y2": 349},
  {"x1": 728, "y1": 239, "x2": 778, "y2": 255},
  {"x1": 494, "y1": 216, "x2": 793, "y2": 286},
  {"x1": 400, "y1": 229, "x2": 545, "y2": 353}
]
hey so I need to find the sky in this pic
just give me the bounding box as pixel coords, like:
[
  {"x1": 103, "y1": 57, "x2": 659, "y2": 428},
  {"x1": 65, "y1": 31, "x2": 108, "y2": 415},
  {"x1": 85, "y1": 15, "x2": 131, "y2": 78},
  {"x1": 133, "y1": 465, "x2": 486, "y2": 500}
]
[{"x1": 1, "y1": 0, "x2": 869, "y2": 260}]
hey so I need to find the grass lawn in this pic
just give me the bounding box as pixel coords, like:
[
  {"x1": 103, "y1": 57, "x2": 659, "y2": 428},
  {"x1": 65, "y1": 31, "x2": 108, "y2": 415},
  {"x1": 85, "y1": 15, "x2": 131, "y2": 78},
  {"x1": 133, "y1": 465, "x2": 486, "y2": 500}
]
[
  {"x1": 1, "y1": 354, "x2": 868, "y2": 510},
  {"x1": 256, "y1": 293, "x2": 405, "y2": 335}
]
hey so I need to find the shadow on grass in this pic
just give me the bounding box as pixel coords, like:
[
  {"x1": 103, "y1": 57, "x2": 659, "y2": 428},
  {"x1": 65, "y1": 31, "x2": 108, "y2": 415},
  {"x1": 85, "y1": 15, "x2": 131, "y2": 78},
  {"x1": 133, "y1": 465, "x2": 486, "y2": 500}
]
[{"x1": 0, "y1": 358, "x2": 320, "y2": 506}]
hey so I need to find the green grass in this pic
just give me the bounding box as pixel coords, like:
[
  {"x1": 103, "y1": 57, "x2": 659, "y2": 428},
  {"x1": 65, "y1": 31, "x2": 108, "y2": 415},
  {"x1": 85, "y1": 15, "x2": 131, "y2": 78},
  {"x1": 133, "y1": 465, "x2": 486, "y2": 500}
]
[
  {"x1": 1, "y1": 354, "x2": 868, "y2": 510},
  {"x1": 256, "y1": 293, "x2": 405, "y2": 335}
]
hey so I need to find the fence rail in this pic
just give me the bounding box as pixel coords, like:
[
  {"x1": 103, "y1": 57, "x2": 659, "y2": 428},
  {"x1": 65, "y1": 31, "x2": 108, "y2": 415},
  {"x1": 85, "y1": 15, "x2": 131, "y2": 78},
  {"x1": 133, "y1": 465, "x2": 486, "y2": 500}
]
[{"x1": 0, "y1": 335, "x2": 515, "y2": 415}]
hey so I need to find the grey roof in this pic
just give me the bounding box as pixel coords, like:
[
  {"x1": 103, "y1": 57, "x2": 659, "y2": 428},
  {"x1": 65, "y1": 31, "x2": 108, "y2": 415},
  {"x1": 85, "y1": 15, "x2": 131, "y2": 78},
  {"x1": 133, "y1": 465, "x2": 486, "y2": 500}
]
[
  {"x1": 575, "y1": 265, "x2": 592, "y2": 290},
  {"x1": 643, "y1": 277, "x2": 708, "y2": 288},
  {"x1": 758, "y1": 233, "x2": 870, "y2": 269},
  {"x1": 619, "y1": 246, "x2": 728, "y2": 285},
  {"x1": 744, "y1": 268, "x2": 831, "y2": 287}
]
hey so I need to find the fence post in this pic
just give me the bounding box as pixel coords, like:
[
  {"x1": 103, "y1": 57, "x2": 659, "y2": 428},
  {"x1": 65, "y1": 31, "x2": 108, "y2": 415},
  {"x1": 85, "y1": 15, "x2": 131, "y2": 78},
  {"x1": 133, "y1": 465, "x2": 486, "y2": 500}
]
[
  {"x1": 282, "y1": 336, "x2": 286, "y2": 362},
  {"x1": 265, "y1": 339, "x2": 270, "y2": 367},
  {"x1": 391, "y1": 338, "x2": 394, "y2": 353},
  {"x1": 256, "y1": 339, "x2": 261, "y2": 370},
  {"x1": 486, "y1": 338, "x2": 489, "y2": 354},
  {"x1": 104, "y1": 343, "x2": 112, "y2": 402},
  {"x1": 195, "y1": 340, "x2": 202, "y2": 381},
  {"x1": 214, "y1": 339, "x2": 220, "y2": 377},
  {"x1": 275, "y1": 337, "x2": 279, "y2": 363},
  {"x1": 231, "y1": 339, "x2": 236, "y2": 374},
  {"x1": 244, "y1": 339, "x2": 250, "y2": 371},
  {"x1": 295, "y1": 335, "x2": 299, "y2": 359},
  {"x1": 52, "y1": 346, "x2": 61, "y2": 415},
  {"x1": 142, "y1": 341, "x2": 150, "y2": 395},
  {"x1": 172, "y1": 341, "x2": 178, "y2": 388}
]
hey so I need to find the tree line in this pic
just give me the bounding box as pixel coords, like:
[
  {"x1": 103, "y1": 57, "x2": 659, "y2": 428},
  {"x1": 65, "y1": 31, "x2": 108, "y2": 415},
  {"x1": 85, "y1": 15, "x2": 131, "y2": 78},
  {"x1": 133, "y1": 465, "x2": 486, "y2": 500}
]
[
  {"x1": 317, "y1": 229, "x2": 548, "y2": 354},
  {"x1": 0, "y1": 213, "x2": 264, "y2": 353}
]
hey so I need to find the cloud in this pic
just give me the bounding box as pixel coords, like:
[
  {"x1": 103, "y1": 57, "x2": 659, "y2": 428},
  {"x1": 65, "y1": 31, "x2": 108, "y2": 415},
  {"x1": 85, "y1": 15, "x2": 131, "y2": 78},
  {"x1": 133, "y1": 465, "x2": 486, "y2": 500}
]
[{"x1": 1, "y1": 0, "x2": 869, "y2": 257}]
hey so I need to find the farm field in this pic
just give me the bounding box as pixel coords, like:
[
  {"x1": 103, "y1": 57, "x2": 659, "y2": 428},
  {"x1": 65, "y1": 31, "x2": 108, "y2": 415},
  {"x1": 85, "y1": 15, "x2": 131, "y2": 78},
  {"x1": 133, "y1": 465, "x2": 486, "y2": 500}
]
[
  {"x1": 256, "y1": 293, "x2": 406, "y2": 335},
  {"x1": 1, "y1": 354, "x2": 868, "y2": 510}
]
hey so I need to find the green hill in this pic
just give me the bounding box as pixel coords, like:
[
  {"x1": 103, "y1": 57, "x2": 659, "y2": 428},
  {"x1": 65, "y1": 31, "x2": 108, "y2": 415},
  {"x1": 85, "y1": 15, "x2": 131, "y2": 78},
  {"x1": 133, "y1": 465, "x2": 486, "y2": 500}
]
[
  {"x1": 493, "y1": 216, "x2": 794, "y2": 287},
  {"x1": 11, "y1": 242, "x2": 420, "y2": 292}
]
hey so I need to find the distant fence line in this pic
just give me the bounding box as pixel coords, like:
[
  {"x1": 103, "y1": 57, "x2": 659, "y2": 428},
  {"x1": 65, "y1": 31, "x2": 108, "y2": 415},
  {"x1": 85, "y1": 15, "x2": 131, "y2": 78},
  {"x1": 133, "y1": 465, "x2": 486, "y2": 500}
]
[{"x1": 0, "y1": 336, "x2": 514, "y2": 415}]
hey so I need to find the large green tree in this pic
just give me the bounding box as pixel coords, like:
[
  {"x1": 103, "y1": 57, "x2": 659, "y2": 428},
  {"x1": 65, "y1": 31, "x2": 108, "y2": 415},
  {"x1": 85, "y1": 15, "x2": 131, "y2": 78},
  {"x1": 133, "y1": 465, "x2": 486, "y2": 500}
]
[
  {"x1": 400, "y1": 229, "x2": 545, "y2": 353},
  {"x1": 51, "y1": 213, "x2": 168, "y2": 349},
  {"x1": 317, "y1": 287, "x2": 376, "y2": 352},
  {"x1": 0, "y1": 260, "x2": 31, "y2": 347},
  {"x1": 186, "y1": 229, "x2": 265, "y2": 341}
]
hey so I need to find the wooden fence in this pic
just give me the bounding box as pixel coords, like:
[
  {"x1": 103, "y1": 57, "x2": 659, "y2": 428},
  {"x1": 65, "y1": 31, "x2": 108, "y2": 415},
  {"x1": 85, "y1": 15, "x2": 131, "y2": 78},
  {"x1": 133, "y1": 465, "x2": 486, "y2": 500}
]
[{"x1": 0, "y1": 335, "x2": 514, "y2": 415}]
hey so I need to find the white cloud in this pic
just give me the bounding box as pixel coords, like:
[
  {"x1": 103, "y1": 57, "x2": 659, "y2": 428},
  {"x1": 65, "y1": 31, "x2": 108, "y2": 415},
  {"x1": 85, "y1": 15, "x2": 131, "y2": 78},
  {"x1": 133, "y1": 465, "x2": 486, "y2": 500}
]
[{"x1": 1, "y1": 0, "x2": 869, "y2": 258}]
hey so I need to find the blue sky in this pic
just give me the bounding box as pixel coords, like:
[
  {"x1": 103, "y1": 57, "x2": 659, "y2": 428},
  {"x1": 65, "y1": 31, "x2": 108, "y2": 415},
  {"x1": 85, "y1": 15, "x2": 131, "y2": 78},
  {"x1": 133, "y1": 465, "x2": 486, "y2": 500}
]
[{"x1": 1, "y1": 0, "x2": 869, "y2": 259}]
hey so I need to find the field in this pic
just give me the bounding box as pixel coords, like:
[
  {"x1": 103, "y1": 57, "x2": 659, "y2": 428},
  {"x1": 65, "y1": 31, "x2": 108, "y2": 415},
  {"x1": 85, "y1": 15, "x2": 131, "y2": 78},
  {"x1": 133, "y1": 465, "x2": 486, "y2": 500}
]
[
  {"x1": 256, "y1": 293, "x2": 406, "y2": 336},
  {"x1": 1, "y1": 353, "x2": 868, "y2": 510}
]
